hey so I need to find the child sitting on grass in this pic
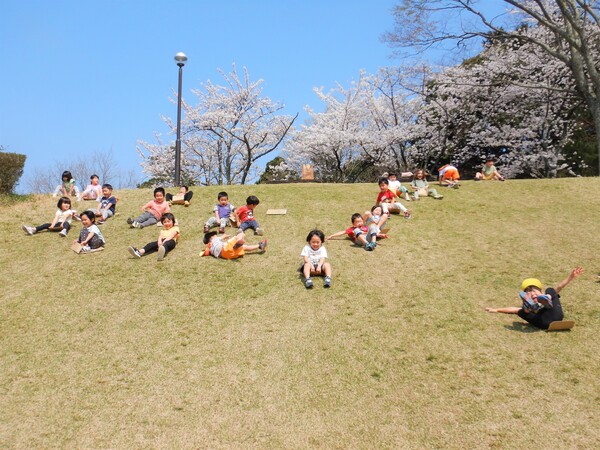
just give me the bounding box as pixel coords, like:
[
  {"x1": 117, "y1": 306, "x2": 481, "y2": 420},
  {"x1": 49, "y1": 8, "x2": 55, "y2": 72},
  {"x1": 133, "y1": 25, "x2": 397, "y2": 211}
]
[
  {"x1": 74, "y1": 210, "x2": 106, "y2": 252},
  {"x1": 53, "y1": 170, "x2": 80, "y2": 199},
  {"x1": 128, "y1": 213, "x2": 180, "y2": 261},
  {"x1": 377, "y1": 177, "x2": 411, "y2": 219},
  {"x1": 300, "y1": 229, "x2": 332, "y2": 289},
  {"x1": 95, "y1": 184, "x2": 117, "y2": 224},
  {"x1": 127, "y1": 187, "x2": 171, "y2": 229},
  {"x1": 80, "y1": 174, "x2": 103, "y2": 200},
  {"x1": 410, "y1": 169, "x2": 443, "y2": 200},
  {"x1": 203, "y1": 191, "x2": 236, "y2": 234},
  {"x1": 364, "y1": 205, "x2": 389, "y2": 235},
  {"x1": 485, "y1": 267, "x2": 584, "y2": 330},
  {"x1": 235, "y1": 195, "x2": 264, "y2": 236},
  {"x1": 475, "y1": 157, "x2": 505, "y2": 181},
  {"x1": 386, "y1": 172, "x2": 411, "y2": 201},
  {"x1": 202, "y1": 231, "x2": 267, "y2": 259},
  {"x1": 166, "y1": 185, "x2": 193, "y2": 207},
  {"x1": 22, "y1": 196, "x2": 76, "y2": 238},
  {"x1": 327, "y1": 213, "x2": 383, "y2": 251}
]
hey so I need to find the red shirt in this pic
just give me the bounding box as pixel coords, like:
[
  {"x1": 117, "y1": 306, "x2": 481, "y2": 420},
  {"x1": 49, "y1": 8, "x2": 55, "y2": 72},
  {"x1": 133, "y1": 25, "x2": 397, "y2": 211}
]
[
  {"x1": 237, "y1": 205, "x2": 255, "y2": 222},
  {"x1": 376, "y1": 189, "x2": 397, "y2": 204},
  {"x1": 345, "y1": 225, "x2": 368, "y2": 242}
]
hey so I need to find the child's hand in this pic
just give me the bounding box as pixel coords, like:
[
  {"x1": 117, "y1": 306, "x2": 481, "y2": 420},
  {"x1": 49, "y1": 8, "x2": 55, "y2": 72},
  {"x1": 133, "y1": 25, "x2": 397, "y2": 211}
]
[
  {"x1": 571, "y1": 267, "x2": 584, "y2": 278},
  {"x1": 315, "y1": 264, "x2": 322, "y2": 274}
]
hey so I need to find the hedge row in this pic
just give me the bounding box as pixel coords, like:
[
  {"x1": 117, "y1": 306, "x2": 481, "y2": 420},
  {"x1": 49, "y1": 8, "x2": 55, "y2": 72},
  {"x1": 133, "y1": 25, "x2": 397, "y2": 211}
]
[{"x1": 0, "y1": 152, "x2": 26, "y2": 194}]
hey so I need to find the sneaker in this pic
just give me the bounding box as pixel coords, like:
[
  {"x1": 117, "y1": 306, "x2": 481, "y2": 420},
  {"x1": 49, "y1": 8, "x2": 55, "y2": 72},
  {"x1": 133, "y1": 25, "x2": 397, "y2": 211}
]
[
  {"x1": 255, "y1": 227, "x2": 264, "y2": 236},
  {"x1": 404, "y1": 192, "x2": 411, "y2": 201},
  {"x1": 434, "y1": 195, "x2": 444, "y2": 200},
  {"x1": 258, "y1": 239, "x2": 268, "y2": 251},
  {"x1": 324, "y1": 277, "x2": 332, "y2": 288},
  {"x1": 22, "y1": 225, "x2": 35, "y2": 235},
  {"x1": 184, "y1": 200, "x2": 190, "y2": 207},
  {"x1": 157, "y1": 245, "x2": 166, "y2": 261},
  {"x1": 73, "y1": 214, "x2": 82, "y2": 222},
  {"x1": 365, "y1": 242, "x2": 374, "y2": 251},
  {"x1": 80, "y1": 245, "x2": 91, "y2": 253},
  {"x1": 219, "y1": 227, "x2": 225, "y2": 234},
  {"x1": 133, "y1": 221, "x2": 142, "y2": 229},
  {"x1": 537, "y1": 294, "x2": 553, "y2": 308},
  {"x1": 128, "y1": 246, "x2": 142, "y2": 258},
  {"x1": 97, "y1": 219, "x2": 105, "y2": 225},
  {"x1": 403, "y1": 210, "x2": 411, "y2": 219},
  {"x1": 59, "y1": 229, "x2": 68, "y2": 237},
  {"x1": 203, "y1": 224, "x2": 210, "y2": 233},
  {"x1": 127, "y1": 217, "x2": 133, "y2": 225},
  {"x1": 305, "y1": 278, "x2": 313, "y2": 289}
]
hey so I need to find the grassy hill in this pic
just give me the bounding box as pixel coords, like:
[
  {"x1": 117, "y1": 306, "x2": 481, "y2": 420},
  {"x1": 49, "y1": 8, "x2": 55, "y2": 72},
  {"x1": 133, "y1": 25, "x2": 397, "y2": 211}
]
[{"x1": 1, "y1": 179, "x2": 599, "y2": 448}]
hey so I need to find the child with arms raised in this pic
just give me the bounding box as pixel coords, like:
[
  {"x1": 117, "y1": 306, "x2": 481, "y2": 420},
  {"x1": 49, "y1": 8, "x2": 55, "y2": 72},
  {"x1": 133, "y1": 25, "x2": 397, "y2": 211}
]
[
  {"x1": 128, "y1": 213, "x2": 180, "y2": 261},
  {"x1": 300, "y1": 229, "x2": 332, "y2": 289},
  {"x1": 485, "y1": 267, "x2": 584, "y2": 330},
  {"x1": 22, "y1": 196, "x2": 76, "y2": 237},
  {"x1": 127, "y1": 187, "x2": 171, "y2": 229}
]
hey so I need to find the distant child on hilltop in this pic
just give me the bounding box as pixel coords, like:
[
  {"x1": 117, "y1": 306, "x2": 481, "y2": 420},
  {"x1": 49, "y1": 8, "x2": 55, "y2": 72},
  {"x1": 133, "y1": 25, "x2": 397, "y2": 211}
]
[
  {"x1": 128, "y1": 213, "x2": 180, "y2": 261},
  {"x1": 127, "y1": 187, "x2": 171, "y2": 229},
  {"x1": 438, "y1": 164, "x2": 461, "y2": 188},
  {"x1": 74, "y1": 210, "x2": 106, "y2": 252},
  {"x1": 475, "y1": 157, "x2": 505, "y2": 181},
  {"x1": 327, "y1": 213, "x2": 384, "y2": 251},
  {"x1": 377, "y1": 177, "x2": 411, "y2": 219},
  {"x1": 204, "y1": 191, "x2": 236, "y2": 234},
  {"x1": 410, "y1": 169, "x2": 443, "y2": 200},
  {"x1": 166, "y1": 185, "x2": 194, "y2": 207},
  {"x1": 300, "y1": 229, "x2": 332, "y2": 289},
  {"x1": 53, "y1": 170, "x2": 81, "y2": 199},
  {"x1": 22, "y1": 196, "x2": 76, "y2": 238},
  {"x1": 202, "y1": 231, "x2": 267, "y2": 260},
  {"x1": 485, "y1": 267, "x2": 584, "y2": 330},
  {"x1": 235, "y1": 195, "x2": 264, "y2": 236},
  {"x1": 80, "y1": 174, "x2": 103, "y2": 201},
  {"x1": 95, "y1": 184, "x2": 117, "y2": 224}
]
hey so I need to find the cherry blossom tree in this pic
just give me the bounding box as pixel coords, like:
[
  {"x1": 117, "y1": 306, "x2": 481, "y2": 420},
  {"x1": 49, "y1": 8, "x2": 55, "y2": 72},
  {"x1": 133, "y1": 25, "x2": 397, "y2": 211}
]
[
  {"x1": 384, "y1": 0, "x2": 600, "y2": 175},
  {"x1": 138, "y1": 65, "x2": 297, "y2": 186}
]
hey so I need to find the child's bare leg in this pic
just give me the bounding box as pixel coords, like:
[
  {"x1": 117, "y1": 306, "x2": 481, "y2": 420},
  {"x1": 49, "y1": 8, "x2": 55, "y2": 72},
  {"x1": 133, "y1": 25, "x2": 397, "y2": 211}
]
[
  {"x1": 303, "y1": 263, "x2": 313, "y2": 279},
  {"x1": 355, "y1": 235, "x2": 368, "y2": 246},
  {"x1": 242, "y1": 244, "x2": 260, "y2": 252},
  {"x1": 485, "y1": 306, "x2": 520, "y2": 314},
  {"x1": 377, "y1": 213, "x2": 388, "y2": 229},
  {"x1": 323, "y1": 262, "x2": 332, "y2": 277}
]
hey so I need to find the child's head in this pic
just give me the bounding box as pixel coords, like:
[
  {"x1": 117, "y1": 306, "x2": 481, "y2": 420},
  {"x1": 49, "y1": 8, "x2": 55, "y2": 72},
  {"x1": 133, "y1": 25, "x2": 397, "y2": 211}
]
[
  {"x1": 161, "y1": 212, "x2": 175, "y2": 228},
  {"x1": 306, "y1": 229, "x2": 325, "y2": 250},
  {"x1": 378, "y1": 177, "x2": 389, "y2": 190},
  {"x1": 413, "y1": 169, "x2": 425, "y2": 179},
  {"x1": 61, "y1": 170, "x2": 73, "y2": 182},
  {"x1": 521, "y1": 278, "x2": 543, "y2": 300},
  {"x1": 57, "y1": 196, "x2": 72, "y2": 210},
  {"x1": 246, "y1": 195, "x2": 260, "y2": 208},
  {"x1": 485, "y1": 157, "x2": 494, "y2": 166},
  {"x1": 351, "y1": 213, "x2": 364, "y2": 227},
  {"x1": 80, "y1": 210, "x2": 96, "y2": 226},
  {"x1": 203, "y1": 231, "x2": 218, "y2": 245},
  {"x1": 154, "y1": 187, "x2": 166, "y2": 202},
  {"x1": 218, "y1": 191, "x2": 229, "y2": 206},
  {"x1": 388, "y1": 172, "x2": 397, "y2": 181},
  {"x1": 371, "y1": 205, "x2": 383, "y2": 216},
  {"x1": 179, "y1": 185, "x2": 188, "y2": 194},
  {"x1": 101, "y1": 184, "x2": 113, "y2": 196},
  {"x1": 90, "y1": 174, "x2": 99, "y2": 185}
]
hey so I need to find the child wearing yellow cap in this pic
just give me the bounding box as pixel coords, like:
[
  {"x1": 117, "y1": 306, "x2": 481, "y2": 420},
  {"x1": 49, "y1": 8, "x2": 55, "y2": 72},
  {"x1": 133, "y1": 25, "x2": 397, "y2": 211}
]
[{"x1": 485, "y1": 267, "x2": 584, "y2": 329}]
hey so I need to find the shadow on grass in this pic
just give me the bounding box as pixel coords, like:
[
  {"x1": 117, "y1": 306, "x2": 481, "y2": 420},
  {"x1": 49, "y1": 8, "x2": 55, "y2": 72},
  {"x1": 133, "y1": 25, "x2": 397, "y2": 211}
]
[{"x1": 504, "y1": 321, "x2": 543, "y2": 333}]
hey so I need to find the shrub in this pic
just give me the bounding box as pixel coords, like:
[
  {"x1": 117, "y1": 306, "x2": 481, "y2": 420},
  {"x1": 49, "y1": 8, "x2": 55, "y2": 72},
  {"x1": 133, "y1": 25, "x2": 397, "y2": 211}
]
[{"x1": 0, "y1": 151, "x2": 26, "y2": 194}]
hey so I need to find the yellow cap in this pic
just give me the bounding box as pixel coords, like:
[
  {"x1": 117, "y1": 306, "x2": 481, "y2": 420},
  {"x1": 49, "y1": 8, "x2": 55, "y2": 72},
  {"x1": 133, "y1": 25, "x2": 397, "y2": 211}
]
[{"x1": 521, "y1": 278, "x2": 542, "y2": 291}]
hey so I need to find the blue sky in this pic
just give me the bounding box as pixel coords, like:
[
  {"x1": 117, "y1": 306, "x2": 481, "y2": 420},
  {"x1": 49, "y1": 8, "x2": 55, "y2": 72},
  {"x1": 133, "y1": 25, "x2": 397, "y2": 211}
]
[{"x1": 1, "y1": 0, "x2": 406, "y2": 190}]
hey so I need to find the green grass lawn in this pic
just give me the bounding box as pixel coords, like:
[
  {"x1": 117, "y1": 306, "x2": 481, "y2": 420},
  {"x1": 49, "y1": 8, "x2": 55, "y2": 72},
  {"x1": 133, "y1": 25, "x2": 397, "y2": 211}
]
[{"x1": 1, "y1": 179, "x2": 599, "y2": 448}]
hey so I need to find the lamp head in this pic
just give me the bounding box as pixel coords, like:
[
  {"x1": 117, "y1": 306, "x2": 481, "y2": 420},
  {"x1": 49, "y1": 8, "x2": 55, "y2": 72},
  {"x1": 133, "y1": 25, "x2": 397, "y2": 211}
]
[{"x1": 174, "y1": 52, "x2": 188, "y2": 67}]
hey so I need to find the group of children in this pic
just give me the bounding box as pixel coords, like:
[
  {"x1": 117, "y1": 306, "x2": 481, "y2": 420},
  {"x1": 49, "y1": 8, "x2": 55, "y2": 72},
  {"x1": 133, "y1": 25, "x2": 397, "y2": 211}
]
[{"x1": 22, "y1": 165, "x2": 584, "y2": 329}]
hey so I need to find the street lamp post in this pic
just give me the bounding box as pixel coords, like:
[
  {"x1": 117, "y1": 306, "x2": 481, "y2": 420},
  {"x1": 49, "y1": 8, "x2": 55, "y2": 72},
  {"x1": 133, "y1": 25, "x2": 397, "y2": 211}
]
[{"x1": 174, "y1": 52, "x2": 187, "y2": 186}]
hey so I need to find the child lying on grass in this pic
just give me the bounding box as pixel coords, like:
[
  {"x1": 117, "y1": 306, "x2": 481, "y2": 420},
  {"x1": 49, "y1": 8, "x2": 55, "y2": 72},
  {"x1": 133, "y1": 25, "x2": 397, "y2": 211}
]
[{"x1": 202, "y1": 231, "x2": 267, "y2": 259}]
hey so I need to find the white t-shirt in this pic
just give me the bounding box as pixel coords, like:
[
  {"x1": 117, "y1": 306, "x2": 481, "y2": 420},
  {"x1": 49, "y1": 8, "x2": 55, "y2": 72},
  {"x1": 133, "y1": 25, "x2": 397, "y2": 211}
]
[{"x1": 300, "y1": 245, "x2": 328, "y2": 267}]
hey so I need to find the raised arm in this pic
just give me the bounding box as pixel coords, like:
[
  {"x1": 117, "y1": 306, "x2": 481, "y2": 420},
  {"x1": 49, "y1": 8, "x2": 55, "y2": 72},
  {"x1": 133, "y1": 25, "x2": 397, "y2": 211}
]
[{"x1": 555, "y1": 267, "x2": 584, "y2": 294}]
